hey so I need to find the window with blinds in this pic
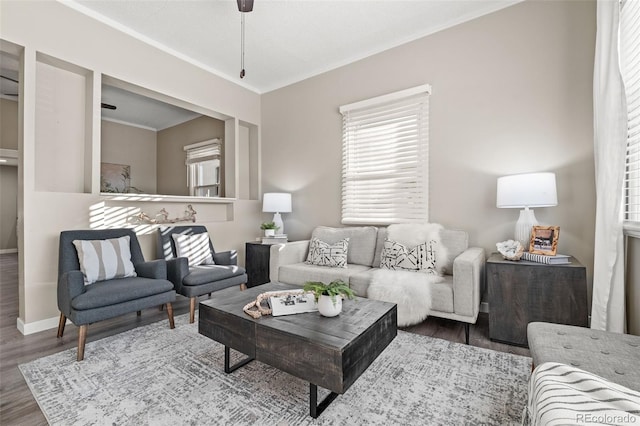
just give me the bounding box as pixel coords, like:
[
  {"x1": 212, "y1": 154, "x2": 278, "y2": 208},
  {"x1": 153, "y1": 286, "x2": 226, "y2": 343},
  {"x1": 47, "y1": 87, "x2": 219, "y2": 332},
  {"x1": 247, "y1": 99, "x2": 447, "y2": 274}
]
[
  {"x1": 621, "y1": 0, "x2": 640, "y2": 224},
  {"x1": 184, "y1": 139, "x2": 222, "y2": 197},
  {"x1": 339, "y1": 85, "x2": 430, "y2": 225}
]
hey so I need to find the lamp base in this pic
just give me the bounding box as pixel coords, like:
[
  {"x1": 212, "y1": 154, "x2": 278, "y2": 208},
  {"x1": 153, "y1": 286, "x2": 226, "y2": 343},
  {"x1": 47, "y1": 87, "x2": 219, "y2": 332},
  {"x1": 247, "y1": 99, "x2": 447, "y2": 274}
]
[
  {"x1": 515, "y1": 208, "x2": 538, "y2": 250},
  {"x1": 272, "y1": 212, "x2": 284, "y2": 235}
]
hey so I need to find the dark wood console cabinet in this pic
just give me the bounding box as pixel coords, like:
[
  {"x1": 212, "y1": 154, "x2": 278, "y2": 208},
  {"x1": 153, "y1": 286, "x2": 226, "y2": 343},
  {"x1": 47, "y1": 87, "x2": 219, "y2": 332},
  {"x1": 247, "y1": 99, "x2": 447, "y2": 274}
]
[{"x1": 486, "y1": 252, "x2": 588, "y2": 347}]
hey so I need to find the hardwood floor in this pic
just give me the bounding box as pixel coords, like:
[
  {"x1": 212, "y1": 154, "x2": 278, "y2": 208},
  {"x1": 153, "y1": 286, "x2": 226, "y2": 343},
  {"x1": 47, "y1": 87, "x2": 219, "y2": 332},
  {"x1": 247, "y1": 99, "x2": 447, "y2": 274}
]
[{"x1": 0, "y1": 253, "x2": 529, "y2": 424}]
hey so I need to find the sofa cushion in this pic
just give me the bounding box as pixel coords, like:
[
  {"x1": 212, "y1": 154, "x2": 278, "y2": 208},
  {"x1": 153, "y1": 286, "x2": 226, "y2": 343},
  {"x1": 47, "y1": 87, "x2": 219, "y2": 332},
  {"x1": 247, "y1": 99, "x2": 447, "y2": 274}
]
[
  {"x1": 73, "y1": 236, "x2": 137, "y2": 285},
  {"x1": 431, "y1": 275, "x2": 454, "y2": 314},
  {"x1": 172, "y1": 233, "x2": 214, "y2": 266},
  {"x1": 384, "y1": 224, "x2": 448, "y2": 275},
  {"x1": 527, "y1": 322, "x2": 640, "y2": 391},
  {"x1": 349, "y1": 269, "x2": 377, "y2": 297},
  {"x1": 71, "y1": 276, "x2": 174, "y2": 310},
  {"x1": 183, "y1": 265, "x2": 246, "y2": 286},
  {"x1": 373, "y1": 228, "x2": 469, "y2": 274},
  {"x1": 372, "y1": 227, "x2": 387, "y2": 268},
  {"x1": 380, "y1": 240, "x2": 441, "y2": 275},
  {"x1": 306, "y1": 237, "x2": 349, "y2": 268},
  {"x1": 440, "y1": 229, "x2": 469, "y2": 275},
  {"x1": 311, "y1": 226, "x2": 378, "y2": 266},
  {"x1": 279, "y1": 262, "x2": 371, "y2": 286}
]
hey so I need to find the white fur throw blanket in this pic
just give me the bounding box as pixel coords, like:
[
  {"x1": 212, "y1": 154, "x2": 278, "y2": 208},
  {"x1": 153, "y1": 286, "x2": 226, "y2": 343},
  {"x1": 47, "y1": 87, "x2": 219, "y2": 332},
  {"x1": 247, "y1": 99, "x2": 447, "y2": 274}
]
[
  {"x1": 368, "y1": 269, "x2": 442, "y2": 327},
  {"x1": 368, "y1": 223, "x2": 447, "y2": 327}
]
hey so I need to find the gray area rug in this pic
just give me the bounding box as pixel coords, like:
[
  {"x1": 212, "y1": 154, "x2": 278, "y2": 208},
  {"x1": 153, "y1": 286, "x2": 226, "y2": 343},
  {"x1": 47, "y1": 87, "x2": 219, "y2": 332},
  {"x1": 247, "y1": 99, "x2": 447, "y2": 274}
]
[{"x1": 20, "y1": 313, "x2": 531, "y2": 425}]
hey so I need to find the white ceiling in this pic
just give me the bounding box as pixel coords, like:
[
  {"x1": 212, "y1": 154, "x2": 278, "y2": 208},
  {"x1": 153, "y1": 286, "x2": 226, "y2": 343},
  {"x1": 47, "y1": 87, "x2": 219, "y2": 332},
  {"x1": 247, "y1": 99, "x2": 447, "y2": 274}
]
[
  {"x1": 2, "y1": 1, "x2": 522, "y2": 130},
  {"x1": 67, "y1": 0, "x2": 521, "y2": 94},
  {"x1": 101, "y1": 85, "x2": 201, "y2": 131},
  {"x1": 0, "y1": 51, "x2": 20, "y2": 100}
]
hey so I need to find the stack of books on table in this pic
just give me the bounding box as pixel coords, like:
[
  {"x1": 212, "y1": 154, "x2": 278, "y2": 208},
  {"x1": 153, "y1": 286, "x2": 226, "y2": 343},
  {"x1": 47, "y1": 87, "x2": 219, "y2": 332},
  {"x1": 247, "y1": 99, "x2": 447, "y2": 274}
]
[
  {"x1": 261, "y1": 234, "x2": 288, "y2": 244},
  {"x1": 522, "y1": 252, "x2": 571, "y2": 265}
]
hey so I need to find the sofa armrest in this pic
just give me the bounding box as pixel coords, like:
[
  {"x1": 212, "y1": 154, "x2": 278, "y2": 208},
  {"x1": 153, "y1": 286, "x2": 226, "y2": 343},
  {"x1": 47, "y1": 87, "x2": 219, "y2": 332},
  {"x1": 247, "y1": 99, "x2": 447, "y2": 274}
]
[
  {"x1": 57, "y1": 270, "x2": 86, "y2": 315},
  {"x1": 213, "y1": 250, "x2": 238, "y2": 266},
  {"x1": 135, "y1": 259, "x2": 167, "y2": 279},
  {"x1": 269, "y1": 240, "x2": 310, "y2": 282},
  {"x1": 165, "y1": 257, "x2": 189, "y2": 292},
  {"x1": 452, "y1": 247, "x2": 485, "y2": 320}
]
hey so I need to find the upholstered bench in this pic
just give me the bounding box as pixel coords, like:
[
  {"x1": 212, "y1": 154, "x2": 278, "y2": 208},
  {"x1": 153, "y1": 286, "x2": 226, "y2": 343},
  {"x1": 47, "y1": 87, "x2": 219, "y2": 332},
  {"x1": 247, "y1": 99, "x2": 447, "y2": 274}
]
[
  {"x1": 527, "y1": 322, "x2": 640, "y2": 391},
  {"x1": 525, "y1": 322, "x2": 640, "y2": 424}
]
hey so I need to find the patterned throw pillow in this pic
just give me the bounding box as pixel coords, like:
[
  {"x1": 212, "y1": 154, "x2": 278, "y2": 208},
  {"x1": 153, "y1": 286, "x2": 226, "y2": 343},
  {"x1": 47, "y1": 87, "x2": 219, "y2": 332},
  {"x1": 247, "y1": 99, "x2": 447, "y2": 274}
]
[
  {"x1": 73, "y1": 236, "x2": 137, "y2": 285},
  {"x1": 305, "y1": 237, "x2": 349, "y2": 268},
  {"x1": 172, "y1": 233, "x2": 215, "y2": 267},
  {"x1": 380, "y1": 239, "x2": 441, "y2": 275}
]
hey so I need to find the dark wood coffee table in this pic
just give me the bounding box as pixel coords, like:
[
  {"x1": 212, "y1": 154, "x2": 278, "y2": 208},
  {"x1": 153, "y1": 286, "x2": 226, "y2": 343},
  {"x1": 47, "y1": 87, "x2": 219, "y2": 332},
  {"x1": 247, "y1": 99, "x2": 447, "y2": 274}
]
[{"x1": 198, "y1": 282, "x2": 397, "y2": 418}]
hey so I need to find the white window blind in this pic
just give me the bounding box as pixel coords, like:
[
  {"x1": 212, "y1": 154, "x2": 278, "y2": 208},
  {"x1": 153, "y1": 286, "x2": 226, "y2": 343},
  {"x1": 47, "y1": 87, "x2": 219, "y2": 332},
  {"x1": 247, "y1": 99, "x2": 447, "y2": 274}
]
[
  {"x1": 185, "y1": 142, "x2": 220, "y2": 164},
  {"x1": 621, "y1": 0, "x2": 640, "y2": 225},
  {"x1": 339, "y1": 85, "x2": 430, "y2": 225}
]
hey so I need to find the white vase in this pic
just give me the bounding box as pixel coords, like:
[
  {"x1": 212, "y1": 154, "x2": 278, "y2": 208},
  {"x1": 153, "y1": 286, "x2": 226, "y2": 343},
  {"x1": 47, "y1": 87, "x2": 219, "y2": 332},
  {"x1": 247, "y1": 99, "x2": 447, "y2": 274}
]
[
  {"x1": 264, "y1": 229, "x2": 275, "y2": 237},
  {"x1": 317, "y1": 294, "x2": 342, "y2": 317}
]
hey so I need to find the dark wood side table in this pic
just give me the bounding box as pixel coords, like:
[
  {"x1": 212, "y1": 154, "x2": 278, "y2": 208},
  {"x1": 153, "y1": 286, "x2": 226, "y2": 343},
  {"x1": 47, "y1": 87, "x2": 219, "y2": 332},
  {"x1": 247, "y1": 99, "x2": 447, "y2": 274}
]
[
  {"x1": 486, "y1": 252, "x2": 588, "y2": 347},
  {"x1": 245, "y1": 241, "x2": 272, "y2": 287}
]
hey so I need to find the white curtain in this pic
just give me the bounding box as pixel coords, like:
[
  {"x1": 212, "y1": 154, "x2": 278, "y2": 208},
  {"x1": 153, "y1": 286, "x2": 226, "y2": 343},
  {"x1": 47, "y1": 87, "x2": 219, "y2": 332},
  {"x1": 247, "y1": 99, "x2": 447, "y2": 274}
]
[{"x1": 591, "y1": 0, "x2": 627, "y2": 332}]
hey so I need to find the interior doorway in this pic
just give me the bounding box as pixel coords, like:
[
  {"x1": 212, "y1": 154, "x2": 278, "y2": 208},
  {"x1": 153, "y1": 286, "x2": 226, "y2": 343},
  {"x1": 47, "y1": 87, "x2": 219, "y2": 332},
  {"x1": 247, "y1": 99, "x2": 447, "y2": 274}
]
[{"x1": 0, "y1": 48, "x2": 19, "y2": 254}]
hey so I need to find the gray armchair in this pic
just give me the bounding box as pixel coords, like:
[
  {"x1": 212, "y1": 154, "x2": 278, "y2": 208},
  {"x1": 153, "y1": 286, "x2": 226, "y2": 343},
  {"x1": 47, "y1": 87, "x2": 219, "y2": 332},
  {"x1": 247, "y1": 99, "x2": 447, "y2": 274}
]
[
  {"x1": 156, "y1": 226, "x2": 248, "y2": 323},
  {"x1": 57, "y1": 228, "x2": 176, "y2": 361}
]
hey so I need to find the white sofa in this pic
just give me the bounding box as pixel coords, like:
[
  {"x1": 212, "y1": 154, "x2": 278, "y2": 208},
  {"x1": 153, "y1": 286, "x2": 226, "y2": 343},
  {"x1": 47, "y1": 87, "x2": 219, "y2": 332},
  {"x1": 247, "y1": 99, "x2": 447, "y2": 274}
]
[{"x1": 269, "y1": 226, "x2": 485, "y2": 342}]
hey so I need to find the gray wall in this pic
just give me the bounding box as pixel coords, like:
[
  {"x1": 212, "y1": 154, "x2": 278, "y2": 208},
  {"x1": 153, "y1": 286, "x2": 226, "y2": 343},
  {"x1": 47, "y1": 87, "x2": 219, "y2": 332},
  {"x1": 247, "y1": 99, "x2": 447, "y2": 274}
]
[
  {"x1": 157, "y1": 116, "x2": 225, "y2": 196},
  {"x1": 262, "y1": 1, "x2": 597, "y2": 303},
  {"x1": 101, "y1": 120, "x2": 157, "y2": 194},
  {"x1": 2, "y1": 0, "x2": 262, "y2": 328},
  {"x1": 0, "y1": 98, "x2": 18, "y2": 251}
]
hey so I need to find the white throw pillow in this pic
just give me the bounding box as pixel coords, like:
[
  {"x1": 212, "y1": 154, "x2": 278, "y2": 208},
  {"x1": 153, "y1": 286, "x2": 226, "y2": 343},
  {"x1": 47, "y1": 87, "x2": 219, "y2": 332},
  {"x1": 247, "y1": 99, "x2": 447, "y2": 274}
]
[
  {"x1": 380, "y1": 239, "x2": 442, "y2": 276},
  {"x1": 73, "y1": 236, "x2": 137, "y2": 285},
  {"x1": 305, "y1": 237, "x2": 349, "y2": 268},
  {"x1": 172, "y1": 233, "x2": 215, "y2": 266}
]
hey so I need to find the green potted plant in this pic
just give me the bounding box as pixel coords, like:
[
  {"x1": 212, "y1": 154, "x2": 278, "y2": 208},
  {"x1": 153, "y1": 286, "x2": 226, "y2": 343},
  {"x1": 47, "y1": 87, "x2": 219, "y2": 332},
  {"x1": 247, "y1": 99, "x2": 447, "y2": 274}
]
[
  {"x1": 303, "y1": 279, "x2": 355, "y2": 317},
  {"x1": 260, "y1": 221, "x2": 279, "y2": 237}
]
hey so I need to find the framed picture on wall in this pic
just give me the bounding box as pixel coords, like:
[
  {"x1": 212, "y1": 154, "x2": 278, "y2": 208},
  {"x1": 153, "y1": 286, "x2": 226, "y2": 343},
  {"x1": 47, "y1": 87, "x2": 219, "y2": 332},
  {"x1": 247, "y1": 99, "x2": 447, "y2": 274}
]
[
  {"x1": 101, "y1": 162, "x2": 131, "y2": 193},
  {"x1": 529, "y1": 225, "x2": 560, "y2": 255}
]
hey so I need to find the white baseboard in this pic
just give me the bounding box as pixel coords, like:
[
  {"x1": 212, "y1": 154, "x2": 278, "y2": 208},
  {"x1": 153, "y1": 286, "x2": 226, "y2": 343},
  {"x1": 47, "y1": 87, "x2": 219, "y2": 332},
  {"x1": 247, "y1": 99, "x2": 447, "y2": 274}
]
[
  {"x1": 0, "y1": 248, "x2": 18, "y2": 254},
  {"x1": 480, "y1": 301, "x2": 489, "y2": 313},
  {"x1": 17, "y1": 315, "x2": 66, "y2": 336}
]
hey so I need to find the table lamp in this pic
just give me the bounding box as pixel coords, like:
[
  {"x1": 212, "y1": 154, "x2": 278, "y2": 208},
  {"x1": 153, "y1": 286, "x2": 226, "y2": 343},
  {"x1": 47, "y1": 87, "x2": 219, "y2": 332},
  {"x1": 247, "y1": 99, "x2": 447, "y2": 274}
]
[
  {"x1": 496, "y1": 172, "x2": 557, "y2": 249},
  {"x1": 262, "y1": 192, "x2": 292, "y2": 235}
]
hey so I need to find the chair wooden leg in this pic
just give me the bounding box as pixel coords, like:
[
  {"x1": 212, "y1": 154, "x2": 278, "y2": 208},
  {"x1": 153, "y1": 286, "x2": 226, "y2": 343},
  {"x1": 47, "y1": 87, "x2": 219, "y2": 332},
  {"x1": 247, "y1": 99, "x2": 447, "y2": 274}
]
[
  {"x1": 240, "y1": 283, "x2": 247, "y2": 291},
  {"x1": 137, "y1": 310, "x2": 142, "y2": 316},
  {"x1": 208, "y1": 293, "x2": 212, "y2": 299},
  {"x1": 57, "y1": 313, "x2": 66, "y2": 338},
  {"x1": 166, "y1": 302, "x2": 175, "y2": 329},
  {"x1": 189, "y1": 297, "x2": 196, "y2": 324},
  {"x1": 77, "y1": 324, "x2": 88, "y2": 361},
  {"x1": 159, "y1": 304, "x2": 164, "y2": 311}
]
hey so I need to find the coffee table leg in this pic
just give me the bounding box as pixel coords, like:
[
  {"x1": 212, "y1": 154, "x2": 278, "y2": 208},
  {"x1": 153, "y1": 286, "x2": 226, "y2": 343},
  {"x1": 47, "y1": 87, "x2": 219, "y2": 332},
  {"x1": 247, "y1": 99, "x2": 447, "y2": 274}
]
[
  {"x1": 224, "y1": 346, "x2": 254, "y2": 373},
  {"x1": 309, "y1": 383, "x2": 339, "y2": 418}
]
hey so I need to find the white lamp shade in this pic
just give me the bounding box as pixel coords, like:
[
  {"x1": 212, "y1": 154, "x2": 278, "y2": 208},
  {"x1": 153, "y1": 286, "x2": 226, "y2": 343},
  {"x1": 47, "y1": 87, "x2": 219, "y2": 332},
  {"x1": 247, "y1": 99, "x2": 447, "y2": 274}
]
[
  {"x1": 496, "y1": 172, "x2": 558, "y2": 208},
  {"x1": 262, "y1": 192, "x2": 292, "y2": 213}
]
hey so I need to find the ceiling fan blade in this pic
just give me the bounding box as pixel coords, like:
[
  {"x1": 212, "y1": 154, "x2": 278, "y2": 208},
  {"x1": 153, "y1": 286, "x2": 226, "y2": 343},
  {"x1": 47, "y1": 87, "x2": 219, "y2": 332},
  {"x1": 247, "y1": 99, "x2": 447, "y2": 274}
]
[
  {"x1": 237, "y1": 0, "x2": 253, "y2": 12},
  {"x1": 0, "y1": 74, "x2": 19, "y2": 84},
  {"x1": 101, "y1": 103, "x2": 117, "y2": 110},
  {"x1": 2, "y1": 93, "x2": 18, "y2": 97}
]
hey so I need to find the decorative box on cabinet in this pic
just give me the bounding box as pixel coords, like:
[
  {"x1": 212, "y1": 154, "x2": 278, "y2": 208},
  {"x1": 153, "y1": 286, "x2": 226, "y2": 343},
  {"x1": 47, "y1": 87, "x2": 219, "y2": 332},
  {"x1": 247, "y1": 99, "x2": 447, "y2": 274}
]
[
  {"x1": 486, "y1": 253, "x2": 588, "y2": 347},
  {"x1": 245, "y1": 242, "x2": 272, "y2": 287}
]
